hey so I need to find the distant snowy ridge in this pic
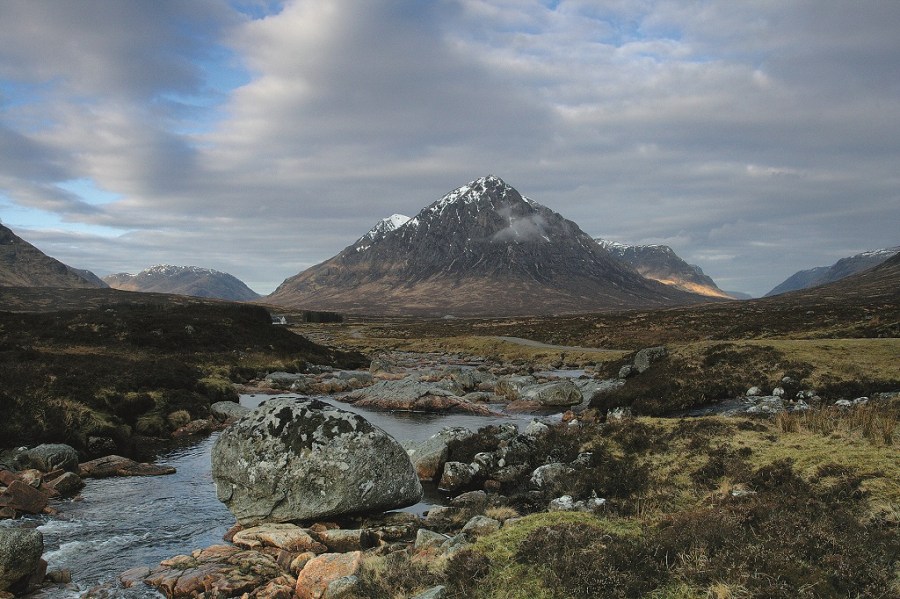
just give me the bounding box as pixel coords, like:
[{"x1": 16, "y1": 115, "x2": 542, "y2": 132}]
[
  {"x1": 104, "y1": 264, "x2": 260, "y2": 301},
  {"x1": 765, "y1": 246, "x2": 899, "y2": 296}
]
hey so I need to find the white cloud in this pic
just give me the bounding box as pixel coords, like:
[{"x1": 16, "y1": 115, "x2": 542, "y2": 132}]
[{"x1": 0, "y1": 0, "x2": 898, "y2": 298}]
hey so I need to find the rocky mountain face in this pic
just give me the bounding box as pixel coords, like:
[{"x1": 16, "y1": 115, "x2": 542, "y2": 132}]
[
  {"x1": 0, "y1": 223, "x2": 107, "y2": 289},
  {"x1": 595, "y1": 240, "x2": 733, "y2": 299},
  {"x1": 765, "y1": 247, "x2": 899, "y2": 297},
  {"x1": 104, "y1": 265, "x2": 260, "y2": 301},
  {"x1": 268, "y1": 175, "x2": 715, "y2": 316}
]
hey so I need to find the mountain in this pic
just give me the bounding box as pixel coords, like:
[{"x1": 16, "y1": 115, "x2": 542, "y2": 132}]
[
  {"x1": 268, "y1": 175, "x2": 716, "y2": 316},
  {"x1": 0, "y1": 223, "x2": 107, "y2": 289},
  {"x1": 103, "y1": 265, "x2": 260, "y2": 301},
  {"x1": 595, "y1": 239, "x2": 732, "y2": 299},
  {"x1": 765, "y1": 247, "x2": 899, "y2": 297}
]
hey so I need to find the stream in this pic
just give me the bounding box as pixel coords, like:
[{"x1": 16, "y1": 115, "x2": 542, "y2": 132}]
[{"x1": 18, "y1": 394, "x2": 536, "y2": 598}]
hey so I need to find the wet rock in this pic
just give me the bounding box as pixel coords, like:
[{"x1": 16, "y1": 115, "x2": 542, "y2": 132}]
[
  {"x1": 143, "y1": 545, "x2": 281, "y2": 598},
  {"x1": 211, "y1": 397, "x2": 422, "y2": 525},
  {"x1": 0, "y1": 480, "x2": 48, "y2": 515},
  {"x1": 78, "y1": 455, "x2": 176, "y2": 478},
  {"x1": 15, "y1": 444, "x2": 79, "y2": 473},
  {"x1": 264, "y1": 371, "x2": 306, "y2": 389},
  {"x1": 210, "y1": 401, "x2": 251, "y2": 422},
  {"x1": 295, "y1": 552, "x2": 362, "y2": 599},
  {"x1": 232, "y1": 524, "x2": 326, "y2": 553},
  {"x1": 45, "y1": 472, "x2": 84, "y2": 497},
  {"x1": 495, "y1": 375, "x2": 537, "y2": 400},
  {"x1": 0, "y1": 528, "x2": 43, "y2": 592},
  {"x1": 521, "y1": 380, "x2": 583, "y2": 407},
  {"x1": 404, "y1": 427, "x2": 474, "y2": 481},
  {"x1": 438, "y1": 462, "x2": 477, "y2": 492}
]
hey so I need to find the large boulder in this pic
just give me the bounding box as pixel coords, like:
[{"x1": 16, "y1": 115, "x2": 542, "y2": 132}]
[
  {"x1": 403, "y1": 427, "x2": 475, "y2": 481},
  {"x1": 0, "y1": 528, "x2": 43, "y2": 592},
  {"x1": 211, "y1": 397, "x2": 422, "y2": 525},
  {"x1": 521, "y1": 380, "x2": 583, "y2": 407},
  {"x1": 16, "y1": 444, "x2": 79, "y2": 473}
]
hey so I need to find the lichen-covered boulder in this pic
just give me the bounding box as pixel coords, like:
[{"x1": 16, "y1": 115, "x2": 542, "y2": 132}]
[
  {"x1": 0, "y1": 528, "x2": 43, "y2": 592},
  {"x1": 211, "y1": 397, "x2": 422, "y2": 525}
]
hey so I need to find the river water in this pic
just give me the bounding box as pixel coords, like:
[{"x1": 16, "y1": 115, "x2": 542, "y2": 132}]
[{"x1": 15, "y1": 394, "x2": 536, "y2": 598}]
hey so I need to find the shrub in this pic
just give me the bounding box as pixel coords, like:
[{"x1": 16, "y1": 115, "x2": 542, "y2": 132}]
[
  {"x1": 167, "y1": 410, "x2": 191, "y2": 429},
  {"x1": 445, "y1": 549, "x2": 492, "y2": 597},
  {"x1": 516, "y1": 523, "x2": 666, "y2": 599}
]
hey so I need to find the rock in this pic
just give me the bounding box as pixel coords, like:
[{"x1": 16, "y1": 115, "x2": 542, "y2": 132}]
[
  {"x1": 143, "y1": 545, "x2": 281, "y2": 598},
  {"x1": 522, "y1": 419, "x2": 550, "y2": 438},
  {"x1": 789, "y1": 400, "x2": 811, "y2": 412},
  {"x1": 0, "y1": 480, "x2": 48, "y2": 514},
  {"x1": 78, "y1": 456, "x2": 175, "y2": 478},
  {"x1": 368, "y1": 358, "x2": 394, "y2": 374},
  {"x1": 772, "y1": 387, "x2": 785, "y2": 397},
  {"x1": 521, "y1": 381, "x2": 583, "y2": 407},
  {"x1": 633, "y1": 346, "x2": 667, "y2": 374},
  {"x1": 607, "y1": 407, "x2": 633, "y2": 421},
  {"x1": 495, "y1": 375, "x2": 537, "y2": 400},
  {"x1": 86, "y1": 436, "x2": 118, "y2": 458},
  {"x1": 548, "y1": 494, "x2": 606, "y2": 512},
  {"x1": 18, "y1": 469, "x2": 42, "y2": 488},
  {"x1": 423, "y1": 506, "x2": 468, "y2": 532},
  {"x1": 264, "y1": 371, "x2": 306, "y2": 389},
  {"x1": 172, "y1": 419, "x2": 212, "y2": 438},
  {"x1": 529, "y1": 463, "x2": 575, "y2": 494},
  {"x1": 46, "y1": 471, "x2": 84, "y2": 497},
  {"x1": 255, "y1": 575, "x2": 299, "y2": 599},
  {"x1": 347, "y1": 378, "x2": 495, "y2": 414},
  {"x1": 232, "y1": 524, "x2": 326, "y2": 553},
  {"x1": 411, "y1": 586, "x2": 448, "y2": 599},
  {"x1": 295, "y1": 552, "x2": 362, "y2": 599},
  {"x1": 210, "y1": 401, "x2": 251, "y2": 422},
  {"x1": 438, "y1": 462, "x2": 477, "y2": 492},
  {"x1": 575, "y1": 379, "x2": 624, "y2": 402},
  {"x1": 316, "y1": 529, "x2": 377, "y2": 553},
  {"x1": 16, "y1": 444, "x2": 80, "y2": 473},
  {"x1": 450, "y1": 490, "x2": 488, "y2": 511},
  {"x1": 461, "y1": 515, "x2": 500, "y2": 539},
  {"x1": 211, "y1": 397, "x2": 422, "y2": 525},
  {"x1": 414, "y1": 528, "x2": 449, "y2": 551},
  {"x1": 853, "y1": 397, "x2": 869, "y2": 405},
  {"x1": 618, "y1": 364, "x2": 634, "y2": 379},
  {"x1": 324, "y1": 575, "x2": 359, "y2": 599},
  {"x1": 0, "y1": 528, "x2": 43, "y2": 592},
  {"x1": 746, "y1": 386, "x2": 763, "y2": 397},
  {"x1": 746, "y1": 397, "x2": 784, "y2": 415},
  {"x1": 404, "y1": 427, "x2": 474, "y2": 481}
]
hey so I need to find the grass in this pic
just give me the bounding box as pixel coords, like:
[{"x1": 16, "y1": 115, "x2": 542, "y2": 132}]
[{"x1": 411, "y1": 410, "x2": 900, "y2": 599}]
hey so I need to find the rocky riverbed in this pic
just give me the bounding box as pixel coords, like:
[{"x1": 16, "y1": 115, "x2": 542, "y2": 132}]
[{"x1": 3, "y1": 348, "x2": 896, "y2": 598}]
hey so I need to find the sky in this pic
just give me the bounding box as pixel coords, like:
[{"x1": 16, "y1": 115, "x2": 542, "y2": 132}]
[{"x1": 1, "y1": 1, "x2": 898, "y2": 297}]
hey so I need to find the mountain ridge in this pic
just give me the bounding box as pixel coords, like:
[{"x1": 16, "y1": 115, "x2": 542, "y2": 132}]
[
  {"x1": 104, "y1": 265, "x2": 260, "y2": 301},
  {"x1": 595, "y1": 239, "x2": 733, "y2": 299},
  {"x1": 0, "y1": 223, "x2": 107, "y2": 289},
  {"x1": 766, "y1": 246, "x2": 899, "y2": 296},
  {"x1": 268, "y1": 175, "x2": 718, "y2": 316}
]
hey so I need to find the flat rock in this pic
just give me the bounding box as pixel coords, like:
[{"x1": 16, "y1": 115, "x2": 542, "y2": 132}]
[
  {"x1": 78, "y1": 455, "x2": 176, "y2": 478},
  {"x1": 231, "y1": 523, "x2": 326, "y2": 553},
  {"x1": 295, "y1": 552, "x2": 362, "y2": 599}
]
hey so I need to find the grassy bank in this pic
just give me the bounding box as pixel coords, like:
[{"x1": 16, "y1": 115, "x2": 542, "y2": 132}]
[
  {"x1": 0, "y1": 299, "x2": 365, "y2": 458},
  {"x1": 353, "y1": 403, "x2": 900, "y2": 599}
]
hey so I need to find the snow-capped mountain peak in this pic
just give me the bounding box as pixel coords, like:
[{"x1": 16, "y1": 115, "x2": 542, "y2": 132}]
[
  {"x1": 428, "y1": 175, "x2": 536, "y2": 215},
  {"x1": 361, "y1": 214, "x2": 411, "y2": 241}
]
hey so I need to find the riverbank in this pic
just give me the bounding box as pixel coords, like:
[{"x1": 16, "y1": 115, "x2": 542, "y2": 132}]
[{"x1": 114, "y1": 394, "x2": 899, "y2": 599}]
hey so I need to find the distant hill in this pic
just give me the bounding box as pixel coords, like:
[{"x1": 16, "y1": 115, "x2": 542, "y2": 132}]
[
  {"x1": 595, "y1": 239, "x2": 733, "y2": 299},
  {"x1": 267, "y1": 175, "x2": 715, "y2": 316},
  {"x1": 0, "y1": 223, "x2": 107, "y2": 289},
  {"x1": 766, "y1": 247, "x2": 899, "y2": 296},
  {"x1": 104, "y1": 265, "x2": 260, "y2": 301}
]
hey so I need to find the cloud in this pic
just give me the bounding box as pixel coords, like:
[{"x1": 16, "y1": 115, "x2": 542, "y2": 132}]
[{"x1": 0, "y1": 0, "x2": 898, "y2": 297}]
